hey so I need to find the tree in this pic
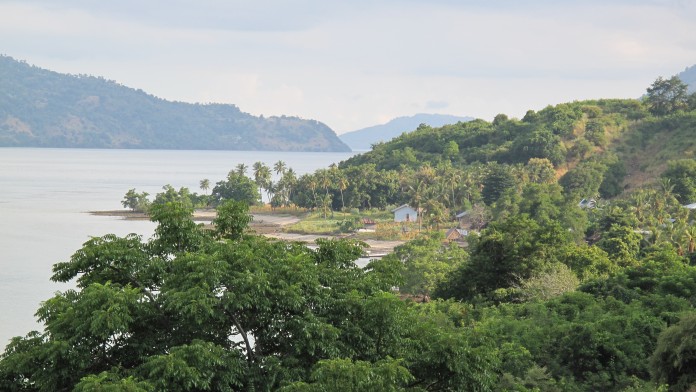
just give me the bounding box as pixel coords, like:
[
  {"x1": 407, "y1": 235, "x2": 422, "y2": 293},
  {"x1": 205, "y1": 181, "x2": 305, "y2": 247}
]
[
  {"x1": 199, "y1": 178, "x2": 211, "y2": 207},
  {"x1": 645, "y1": 76, "x2": 689, "y2": 116},
  {"x1": 213, "y1": 200, "x2": 252, "y2": 240},
  {"x1": 383, "y1": 232, "x2": 467, "y2": 298},
  {"x1": 211, "y1": 172, "x2": 260, "y2": 206},
  {"x1": 482, "y1": 163, "x2": 517, "y2": 206},
  {"x1": 152, "y1": 184, "x2": 194, "y2": 210},
  {"x1": 650, "y1": 313, "x2": 696, "y2": 391},
  {"x1": 199, "y1": 179, "x2": 210, "y2": 195},
  {"x1": 149, "y1": 201, "x2": 206, "y2": 255},
  {"x1": 525, "y1": 158, "x2": 556, "y2": 184},
  {"x1": 1, "y1": 204, "x2": 505, "y2": 391},
  {"x1": 234, "y1": 163, "x2": 248, "y2": 176},
  {"x1": 559, "y1": 160, "x2": 606, "y2": 200},
  {"x1": 121, "y1": 189, "x2": 150, "y2": 212},
  {"x1": 443, "y1": 140, "x2": 459, "y2": 159},
  {"x1": 274, "y1": 160, "x2": 287, "y2": 176},
  {"x1": 280, "y1": 358, "x2": 413, "y2": 392},
  {"x1": 661, "y1": 159, "x2": 696, "y2": 204},
  {"x1": 436, "y1": 215, "x2": 572, "y2": 302},
  {"x1": 252, "y1": 161, "x2": 272, "y2": 203}
]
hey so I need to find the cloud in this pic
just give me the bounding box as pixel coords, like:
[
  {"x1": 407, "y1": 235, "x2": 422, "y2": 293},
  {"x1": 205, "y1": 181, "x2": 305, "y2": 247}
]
[{"x1": 1, "y1": 0, "x2": 695, "y2": 133}]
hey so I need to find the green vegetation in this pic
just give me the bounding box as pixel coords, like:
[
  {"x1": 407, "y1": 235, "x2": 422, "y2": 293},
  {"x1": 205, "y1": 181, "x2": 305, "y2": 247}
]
[
  {"x1": 284, "y1": 210, "x2": 392, "y2": 236},
  {"x1": 0, "y1": 55, "x2": 350, "y2": 151},
  {"x1": 5, "y1": 75, "x2": 696, "y2": 391},
  {"x1": 0, "y1": 202, "x2": 501, "y2": 391}
]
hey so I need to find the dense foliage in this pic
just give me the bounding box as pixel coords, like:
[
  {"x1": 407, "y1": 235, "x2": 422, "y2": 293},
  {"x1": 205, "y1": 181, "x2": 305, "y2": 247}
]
[
  {"x1": 4, "y1": 76, "x2": 696, "y2": 391},
  {"x1": 0, "y1": 202, "x2": 502, "y2": 391},
  {"x1": 0, "y1": 55, "x2": 350, "y2": 151}
]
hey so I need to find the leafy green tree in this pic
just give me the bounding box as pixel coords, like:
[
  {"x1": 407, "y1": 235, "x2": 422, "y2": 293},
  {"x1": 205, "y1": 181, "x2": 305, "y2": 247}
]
[
  {"x1": 149, "y1": 201, "x2": 206, "y2": 256},
  {"x1": 525, "y1": 158, "x2": 556, "y2": 184},
  {"x1": 585, "y1": 119, "x2": 607, "y2": 147},
  {"x1": 559, "y1": 160, "x2": 606, "y2": 200},
  {"x1": 121, "y1": 188, "x2": 150, "y2": 212},
  {"x1": 597, "y1": 224, "x2": 642, "y2": 267},
  {"x1": 213, "y1": 200, "x2": 252, "y2": 240},
  {"x1": 518, "y1": 262, "x2": 579, "y2": 301},
  {"x1": 650, "y1": 313, "x2": 696, "y2": 391},
  {"x1": 443, "y1": 140, "x2": 459, "y2": 159},
  {"x1": 383, "y1": 232, "x2": 467, "y2": 298},
  {"x1": 152, "y1": 184, "x2": 194, "y2": 210},
  {"x1": 661, "y1": 159, "x2": 696, "y2": 204},
  {"x1": 645, "y1": 76, "x2": 689, "y2": 116},
  {"x1": 481, "y1": 163, "x2": 517, "y2": 206},
  {"x1": 436, "y1": 215, "x2": 572, "y2": 302},
  {"x1": 280, "y1": 358, "x2": 413, "y2": 392},
  {"x1": 211, "y1": 171, "x2": 260, "y2": 206},
  {"x1": 560, "y1": 243, "x2": 617, "y2": 281}
]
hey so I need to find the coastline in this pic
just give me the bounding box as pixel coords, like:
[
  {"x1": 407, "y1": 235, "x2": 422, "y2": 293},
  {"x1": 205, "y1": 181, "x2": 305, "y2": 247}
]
[{"x1": 89, "y1": 209, "x2": 403, "y2": 255}]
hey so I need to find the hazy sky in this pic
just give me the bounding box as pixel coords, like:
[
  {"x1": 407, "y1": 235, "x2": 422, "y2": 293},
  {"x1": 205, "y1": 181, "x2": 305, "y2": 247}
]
[{"x1": 1, "y1": 0, "x2": 695, "y2": 134}]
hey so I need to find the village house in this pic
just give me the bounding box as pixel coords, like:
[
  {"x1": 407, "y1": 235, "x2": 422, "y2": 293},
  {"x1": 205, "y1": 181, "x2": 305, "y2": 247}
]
[
  {"x1": 391, "y1": 204, "x2": 418, "y2": 222},
  {"x1": 445, "y1": 228, "x2": 468, "y2": 242}
]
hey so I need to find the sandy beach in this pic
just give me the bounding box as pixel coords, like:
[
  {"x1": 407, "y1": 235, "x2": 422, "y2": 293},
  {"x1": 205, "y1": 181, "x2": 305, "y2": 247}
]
[{"x1": 90, "y1": 209, "x2": 403, "y2": 255}]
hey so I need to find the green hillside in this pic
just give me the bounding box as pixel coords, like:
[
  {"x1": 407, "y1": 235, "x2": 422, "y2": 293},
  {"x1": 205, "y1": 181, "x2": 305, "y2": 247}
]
[
  {"x1": 0, "y1": 56, "x2": 350, "y2": 151},
  {"x1": 342, "y1": 95, "x2": 696, "y2": 195}
]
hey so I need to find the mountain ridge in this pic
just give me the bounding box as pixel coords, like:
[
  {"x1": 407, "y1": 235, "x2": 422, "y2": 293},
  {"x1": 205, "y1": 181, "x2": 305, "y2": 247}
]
[
  {"x1": 0, "y1": 55, "x2": 350, "y2": 152},
  {"x1": 339, "y1": 113, "x2": 473, "y2": 151}
]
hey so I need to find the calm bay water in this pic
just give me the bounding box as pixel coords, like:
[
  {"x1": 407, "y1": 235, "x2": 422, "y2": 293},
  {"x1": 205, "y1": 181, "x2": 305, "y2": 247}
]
[{"x1": 0, "y1": 147, "x2": 356, "y2": 349}]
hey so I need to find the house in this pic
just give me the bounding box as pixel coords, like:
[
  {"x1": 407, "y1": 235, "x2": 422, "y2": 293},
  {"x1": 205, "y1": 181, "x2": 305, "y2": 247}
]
[
  {"x1": 684, "y1": 203, "x2": 696, "y2": 210},
  {"x1": 445, "y1": 228, "x2": 468, "y2": 242},
  {"x1": 578, "y1": 198, "x2": 597, "y2": 209},
  {"x1": 360, "y1": 218, "x2": 377, "y2": 232},
  {"x1": 455, "y1": 210, "x2": 470, "y2": 227},
  {"x1": 391, "y1": 204, "x2": 418, "y2": 222}
]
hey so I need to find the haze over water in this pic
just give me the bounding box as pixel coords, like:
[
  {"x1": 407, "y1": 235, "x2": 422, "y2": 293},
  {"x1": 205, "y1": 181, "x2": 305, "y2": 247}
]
[{"x1": 0, "y1": 147, "x2": 355, "y2": 349}]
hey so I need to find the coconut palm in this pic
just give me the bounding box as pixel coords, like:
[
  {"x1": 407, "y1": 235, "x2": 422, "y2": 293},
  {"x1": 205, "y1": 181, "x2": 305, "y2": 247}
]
[
  {"x1": 235, "y1": 163, "x2": 249, "y2": 177},
  {"x1": 273, "y1": 160, "x2": 287, "y2": 176},
  {"x1": 252, "y1": 162, "x2": 272, "y2": 203},
  {"x1": 199, "y1": 178, "x2": 210, "y2": 195}
]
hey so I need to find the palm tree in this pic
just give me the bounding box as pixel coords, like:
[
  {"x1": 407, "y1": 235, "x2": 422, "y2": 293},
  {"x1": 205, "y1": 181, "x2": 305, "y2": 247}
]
[
  {"x1": 273, "y1": 160, "x2": 287, "y2": 176},
  {"x1": 280, "y1": 168, "x2": 298, "y2": 207},
  {"x1": 252, "y1": 162, "x2": 271, "y2": 203},
  {"x1": 308, "y1": 175, "x2": 318, "y2": 209},
  {"x1": 337, "y1": 174, "x2": 349, "y2": 213},
  {"x1": 199, "y1": 179, "x2": 210, "y2": 195},
  {"x1": 199, "y1": 178, "x2": 210, "y2": 207},
  {"x1": 316, "y1": 169, "x2": 332, "y2": 197},
  {"x1": 683, "y1": 223, "x2": 696, "y2": 254},
  {"x1": 235, "y1": 163, "x2": 249, "y2": 177}
]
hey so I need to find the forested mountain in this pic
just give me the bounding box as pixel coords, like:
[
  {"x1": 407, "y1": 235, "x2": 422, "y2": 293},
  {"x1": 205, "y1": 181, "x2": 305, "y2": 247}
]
[
  {"x1": 341, "y1": 97, "x2": 696, "y2": 195},
  {"x1": 339, "y1": 113, "x2": 473, "y2": 151},
  {"x1": 0, "y1": 55, "x2": 350, "y2": 151},
  {"x1": 5, "y1": 76, "x2": 696, "y2": 391}
]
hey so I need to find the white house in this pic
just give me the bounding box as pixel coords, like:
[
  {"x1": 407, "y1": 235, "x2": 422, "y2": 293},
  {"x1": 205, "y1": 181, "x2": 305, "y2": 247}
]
[
  {"x1": 391, "y1": 204, "x2": 418, "y2": 222},
  {"x1": 684, "y1": 203, "x2": 696, "y2": 210}
]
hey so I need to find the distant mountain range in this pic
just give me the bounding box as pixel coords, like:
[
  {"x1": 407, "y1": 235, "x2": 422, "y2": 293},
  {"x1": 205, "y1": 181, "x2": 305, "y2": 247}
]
[
  {"x1": 678, "y1": 64, "x2": 696, "y2": 93},
  {"x1": 339, "y1": 113, "x2": 473, "y2": 151},
  {"x1": 0, "y1": 56, "x2": 350, "y2": 152}
]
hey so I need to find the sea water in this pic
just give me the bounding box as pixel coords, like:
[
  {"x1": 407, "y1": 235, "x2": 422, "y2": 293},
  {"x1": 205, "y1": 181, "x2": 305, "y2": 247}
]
[{"x1": 0, "y1": 147, "x2": 356, "y2": 349}]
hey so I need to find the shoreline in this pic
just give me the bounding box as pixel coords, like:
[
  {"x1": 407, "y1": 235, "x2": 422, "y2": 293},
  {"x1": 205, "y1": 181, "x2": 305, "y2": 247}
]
[{"x1": 89, "y1": 209, "x2": 403, "y2": 255}]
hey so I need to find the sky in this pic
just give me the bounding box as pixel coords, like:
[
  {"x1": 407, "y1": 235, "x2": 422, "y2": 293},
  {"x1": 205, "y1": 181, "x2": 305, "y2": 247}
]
[{"x1": 1, "y1": 0, "x2": 695, "y2": 134}]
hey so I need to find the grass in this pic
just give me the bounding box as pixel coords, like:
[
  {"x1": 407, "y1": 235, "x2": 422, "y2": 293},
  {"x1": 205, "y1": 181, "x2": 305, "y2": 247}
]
[
  {"x1": 283, "y1": 212, "x2": 344, "y2": 235},
  {"x1": 250, "y1": 204, "x2": 308, "y2": 217}
]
